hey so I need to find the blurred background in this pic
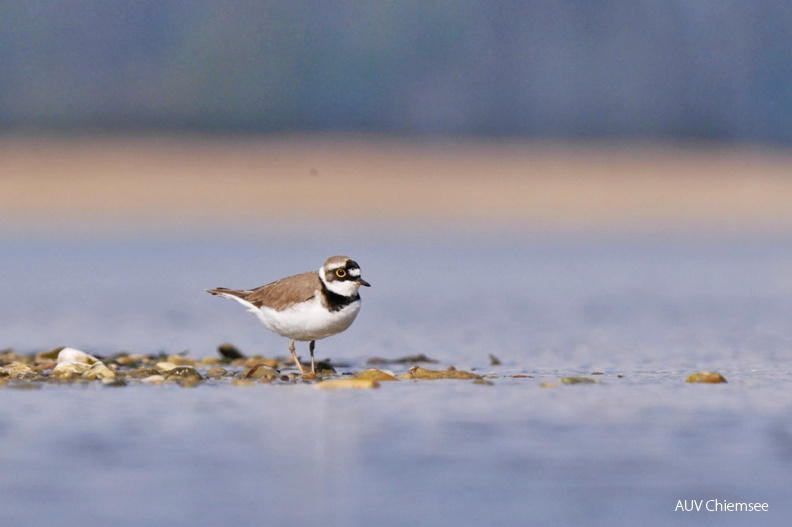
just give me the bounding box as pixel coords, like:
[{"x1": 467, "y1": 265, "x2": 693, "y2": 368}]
[
  {"x1": 1, "y1": 1, "x2": 792, "y2": 141},
  {"x1": 1, "y1": 1, "x2": 792, "y2": 240},
  {"x1": 1, "y1": 1, "x2": 792, "y2": 238}
]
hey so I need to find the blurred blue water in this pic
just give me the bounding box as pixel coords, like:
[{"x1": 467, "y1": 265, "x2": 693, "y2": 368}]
[{"x1": 1, "y1": 234, "x2": 792, "y2": 526}]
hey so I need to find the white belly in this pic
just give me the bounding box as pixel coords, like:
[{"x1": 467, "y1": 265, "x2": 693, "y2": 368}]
[{"x1": 223, "y1": 293, "x2": 361, "y2": 341}]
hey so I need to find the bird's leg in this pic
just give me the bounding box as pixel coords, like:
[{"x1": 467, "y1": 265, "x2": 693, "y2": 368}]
[
  {"x1": 309, "y1": 340, "x2": 316, "y2": 375},
  {"x1": 288, "y1": 339, "x2": 305, "y2": 374}
]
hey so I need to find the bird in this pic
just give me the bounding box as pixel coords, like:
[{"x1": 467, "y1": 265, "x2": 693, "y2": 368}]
[{"x1": 206, "y1": 255, "x2": 370, "y2": 375}]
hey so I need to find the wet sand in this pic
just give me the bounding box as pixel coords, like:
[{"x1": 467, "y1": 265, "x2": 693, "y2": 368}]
[{"x1": 2, "y1": 136, "x2": 792, "y2": 235}]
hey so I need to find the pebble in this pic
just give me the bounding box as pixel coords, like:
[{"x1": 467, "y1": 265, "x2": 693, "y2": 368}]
[
  {"x1": 354, "y1": 368, "x2": 398, "y2": 381},
  {"x1": 559, "y1": 376, "x2": 600, "y2": 385},
  {"x1": 243, "y1": 364, "x2": 280, "y2": 380},
  {"x1": 685, "y1": 371, "x2": 728, "y2": 384},
  {"x1": 399, "y1": 366, "x2": 481, "y2": 380},
  {"x1": 57, "y1": 347, "x2": 100, "y2": 365},
  {"x1": 315, "y1": 379, "x2": 380, "y2": 390},
  {"x1": 165, "y1": 366, "x2": 203, "y2": 380},
  {"x1": 52, "y1": 362, "x2": 92, "y2": 378},
  {"x1": 155, "y1": 362, "x2": 178, "y2": 373},
  {"x1": 217, "y1": 343, "x2": 245, "y2": 359},
  {"x1": 167, "y1": 355, "x2": 197, "y2": 366},
  {"x1": 82, "y1": 363, "x2": 117, "y2": 381},
  {"x1": 35, "y1": 347, "x2": 63, "y2": 363},
  {"x1": 4, "y1": 362, "x2": 35, "y2": 379},
  {"x1": 128, "y1": 367, "x2": 163, "y2": 378},
  {"x1": 205, "y1": 367, "x2": 228, "y2": 379}
]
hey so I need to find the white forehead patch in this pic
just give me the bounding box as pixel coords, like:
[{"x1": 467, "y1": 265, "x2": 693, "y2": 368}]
[
  {"x1": 325, "y1": 262, "x2": 346, "y2": 272},
  {"x1": 348, "y1": 268, "x2": 361, "y2": 277}
]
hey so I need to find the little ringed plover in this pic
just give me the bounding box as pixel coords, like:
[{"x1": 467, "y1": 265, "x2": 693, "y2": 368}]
[{"x1": 206, "y1": 255, "x2": 370, "y2": 375}]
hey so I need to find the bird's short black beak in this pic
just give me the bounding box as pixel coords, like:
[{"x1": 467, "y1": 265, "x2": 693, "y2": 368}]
[{"x1": 357, "y1": 278, "x2": 371, "y2": 287}]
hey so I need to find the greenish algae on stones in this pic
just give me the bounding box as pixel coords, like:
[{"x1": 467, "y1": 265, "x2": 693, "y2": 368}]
[
  {"x1": 558, "y1": 376, "x2": 600, "y2": 385},
  {"x1": 686, "y1": 371, "x2": 727, "y2": 384}
]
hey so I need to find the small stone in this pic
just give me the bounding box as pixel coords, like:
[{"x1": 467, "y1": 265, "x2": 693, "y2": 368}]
[
  {"x1": 0, "y1": 368, "x2": 8, "y2": 378},
  {"x1": 204, "y1": 367, "x2": 228, "y2": 379},
  {"x1": 167, "y1": 355, "x2": 197, "y2": 366},
  {"x1": 218, "y1": 343, "x2": 246, "y2": 359},
  {"x1": 57, "y1": 347, "x2": 100, "y2": 365},
  {"x1": 231, "y1": 379, "x2": 256, "y2": 387},
  {"x1": 591, "y1": 371, "x2": 604, "y2": 375},
  {"x1": 35, "y1": 347, "x2": 64, "y2": 363},
  {"x1": 400, "y1": 366, "x2": 481, "y2": 380},
  {"x1": 540, "y1": 382, "x2": 557, "y2": 388},
  {"x1": 241, "y1": 357, "x2": 279, "y2": 369},
  {"x1": 155, "y1": 362, "x2": 178, "y2": 373},
  {"x1": 354, "y1": 369, "x2": 398, "y2": 381},
  {"x1": 489, "y1": 354, "x2": 501, "y2": 366},
  {"x1": 114, "y1": 354, "x2": 145, "y2": 366},
  {"x1": 473, "y1": 379, "x2": 494, "y2": 386},
  {"x1": 5, "y1": 362, "x2": 36, "y2": 379},
  {"x1": 128, "y1": 367, "x2": 162, "y2": 378},
  {"x1": 559, "y1": 376, "x2": 600, "y2": 385},
  {"x1": 141, "y1": 375, "x2": 166, "y2": 384},
  {"x1": 37, "y1": 360, "x2": 57, "y2": 371},
  {"x1": 243, "y1": 364, "x2": 279, "y2": 380},
  {"x1": 82, "y1": 363, "x2": 117, "y2": 381},
  {"x1": 511, "y1": 374, "x2": 530, "y2": 378},
  {"x1": 315, "y1": 361, "x2": 336, "y2": 373},
  {"x1": 52, "y1": 362, "x2": 92, "y2": 378},
  {"x1": 165, "y1": 366, "x2": 203, "y2": 380},
  {"x1": 0, "y1": 349, "x2": 29, "y2": 366},
  {"x1": 102, "y1": 378, "x2": 127, "y2": 387},
  {"x1": 686, "y1": 371, "x2": 727, "y2": 384},
  {"x1": 315, "y1": 379, "x2": 379, "y2": 390}
]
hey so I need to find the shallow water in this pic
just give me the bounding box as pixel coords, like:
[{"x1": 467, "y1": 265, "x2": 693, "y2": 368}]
[{"x1": 2, "y1": 233, "x2": 792, "y2": 526}]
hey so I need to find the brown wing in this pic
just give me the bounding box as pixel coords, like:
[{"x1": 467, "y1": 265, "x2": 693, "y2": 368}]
[{"x1": 242, "y1": 271, "x2": 321, "y2": 311}]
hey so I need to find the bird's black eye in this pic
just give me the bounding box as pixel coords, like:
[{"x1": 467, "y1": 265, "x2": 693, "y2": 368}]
[{"x1": 335, "y1": 268, "x2": 347, "y2": 278}]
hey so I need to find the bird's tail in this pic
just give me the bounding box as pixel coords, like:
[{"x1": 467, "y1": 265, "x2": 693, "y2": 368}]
[{"x1": 206, "y1": 287, "x2": 249, "y2": 299}]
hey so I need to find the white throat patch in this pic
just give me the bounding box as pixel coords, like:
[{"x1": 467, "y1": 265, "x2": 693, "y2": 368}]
[{"x1": 319, "y1": 267, "x2": 360, "y2": 297}]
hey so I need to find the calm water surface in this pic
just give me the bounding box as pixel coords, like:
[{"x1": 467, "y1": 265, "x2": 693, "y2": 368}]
[{"x1": 1, "y1": 234, "x2": 791, "y2": 526}]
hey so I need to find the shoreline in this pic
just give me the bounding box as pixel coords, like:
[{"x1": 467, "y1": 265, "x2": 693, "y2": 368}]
[{"x1": 2, "y1": 136, "x2": 792, "y2": 237}]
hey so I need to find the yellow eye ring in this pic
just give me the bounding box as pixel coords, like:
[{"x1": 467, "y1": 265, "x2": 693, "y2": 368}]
[{"x1": 335, "y1": 268, "x2": 347, "y2": 278}]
